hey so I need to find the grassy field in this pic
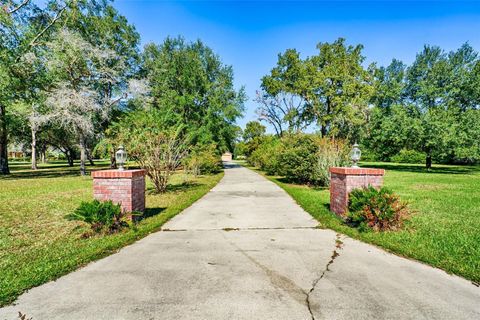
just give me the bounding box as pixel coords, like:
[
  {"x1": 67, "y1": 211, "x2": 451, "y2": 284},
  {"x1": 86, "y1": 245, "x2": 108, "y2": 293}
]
[
  {"x1": 248, "y1": 161, "x2": 480, "y2": 285},
  {"x1": 0, "y1": 161, "x2": 223, "y2": 306}
]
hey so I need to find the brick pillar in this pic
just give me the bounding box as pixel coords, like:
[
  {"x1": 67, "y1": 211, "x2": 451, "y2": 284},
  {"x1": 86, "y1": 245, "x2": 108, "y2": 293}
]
[
  {"x1": 92, "y1": 169, "x2": 146, "y2": 213},
  {"x1": 329, "y1": 167, "x2": 385, "y2": 217}
]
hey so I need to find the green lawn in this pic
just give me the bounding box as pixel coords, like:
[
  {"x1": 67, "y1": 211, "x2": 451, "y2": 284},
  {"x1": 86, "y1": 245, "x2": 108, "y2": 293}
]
[
  {"x1": 248, "y1": 161, "x2": 480, "y2": 285},
  {"x1": 0, "y1": 161, "x2": 223, "y2": 306}
]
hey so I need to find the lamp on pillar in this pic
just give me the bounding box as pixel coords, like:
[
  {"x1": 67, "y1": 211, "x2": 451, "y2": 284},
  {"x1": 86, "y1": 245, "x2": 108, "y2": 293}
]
[
  {"x1": 330, "y1": 142, "x2": 384, "y2": 217},
  {"x1": 115, "y1": 146, "x2": 127, "y2": 171},
  {"x1": 350, "y1": 142, "x2": 361, "y2": 168}
]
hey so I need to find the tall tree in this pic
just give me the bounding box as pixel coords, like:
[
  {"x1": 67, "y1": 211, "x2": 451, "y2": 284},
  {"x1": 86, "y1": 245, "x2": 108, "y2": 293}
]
[
  {"x1": 255, "y1": 91, "x2": 309, "y2": 136},
  {"x1": 260, "y1": 49, "x2": 311, "y2": 135},
  {"x1": 305, "y1": 38, "x2": 374, "y2": 139},
  {"x1": 0, "y1": 0, "x2": 39, "y2": 174},
  {"x1": 1, "y1": 0, "x2": 140, "y2": 174},
  {"x1": 243, "y1": 121, "x2": 265, "y2": 142},
  {"x1": 44, "y1": 28, "x2": 123, "y2": 175},
  {"x1": 371, "y1": 59, "x2": 407, "y2": 110},
  {"x1": 405, "y1": 45, "x2": 455, "y2": 168},
  {"x1": 142, "y1": 37, "x2": 245, "y2": 152},
  {"x1": 367, "y1": 43, "x2": 480, "y2": 168},
  {"x1": 259, "y1": 39, "x2": 373, "y2": 140}
]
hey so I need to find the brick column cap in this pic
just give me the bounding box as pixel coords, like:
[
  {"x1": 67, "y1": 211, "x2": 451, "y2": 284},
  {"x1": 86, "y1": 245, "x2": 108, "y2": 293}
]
[
  {"x1": 330, "y1": 167, "x2": 385, "y2": 176},
  {"x1": 92, "y1": 169, "x2": 146, "y2": 179}
]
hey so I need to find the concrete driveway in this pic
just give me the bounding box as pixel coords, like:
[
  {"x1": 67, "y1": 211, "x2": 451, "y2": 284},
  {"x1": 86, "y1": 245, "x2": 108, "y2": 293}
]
[{"x1": 1, "y1": 163, "x2": 479, "y2": 320}]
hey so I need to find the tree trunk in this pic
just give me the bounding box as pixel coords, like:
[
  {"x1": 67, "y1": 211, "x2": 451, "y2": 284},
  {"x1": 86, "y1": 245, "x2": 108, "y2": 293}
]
[
  {"x1": 41, "y1": 144, "x2": 47, "y2": 164},
  {"x1": 0, "y1": 104, "x2": 10, "y2": 174},
  {"x1": 31, "y1": 127, "x2": 37, "y2": 170},
  {"x1": 321, "y1": 98, "x2": 331, "y2": 138},
  {"x1": 426, "y1": 153, "x2": 432, "y2": 170},
  {"x1": 110, "y1": 148, "x2": 116, "y2": 169},
  {"x1": 66, "y1": 150, "x2": 74, "y2": 167},
  {"x1": 321, "y1": 125, "x2": 327, "y2": 138},
  {"x1": 86, "y1": 148, "x2": 94, "y2": 166},
  {"x1": 79, "y1": 137, "x2": 86, "y2": 176}
]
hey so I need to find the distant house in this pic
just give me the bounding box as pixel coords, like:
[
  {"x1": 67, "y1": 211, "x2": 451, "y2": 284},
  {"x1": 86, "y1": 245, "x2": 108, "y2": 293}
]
[
  {"x1": 221, "y1": 152, "x2": 233, "y2": 162},
  {"x1": 8, "y1": 144, "x2": 25, "y2": 159}
]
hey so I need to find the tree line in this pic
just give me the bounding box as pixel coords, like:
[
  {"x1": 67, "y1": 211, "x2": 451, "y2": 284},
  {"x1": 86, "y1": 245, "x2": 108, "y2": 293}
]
[
  {"x1": 3, "y1": 1, "x2": 479, "y2": 176},
  {"x1": 0, "y1": 0, "x2": 245, "y2": 176},
  {"x1": 254, "y1": 38, "x2": 480, "y2": 168}
]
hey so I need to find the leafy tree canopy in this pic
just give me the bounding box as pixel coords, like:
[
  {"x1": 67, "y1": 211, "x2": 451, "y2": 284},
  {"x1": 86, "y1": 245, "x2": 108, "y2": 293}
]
[{"x1": 142, "y1": 37, "x2": 246, "y2": 152}]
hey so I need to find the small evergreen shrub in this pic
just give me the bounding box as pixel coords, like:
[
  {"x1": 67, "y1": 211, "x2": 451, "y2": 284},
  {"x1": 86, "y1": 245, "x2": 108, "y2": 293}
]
[
  {"x1": 275, "y1": 134, "x2": 349, "y2": 186},
  {"x1": 184, "y1": 144, "x2": 222, "y2": 175},
  {"x1": 451, "y1": 146, "x2": 480, "y2": 164},
  {"x1": 276, "y1": 134, "x2": 318, "y2": 184},
  {"x1": 358, "y1": 147, "x2": 378, "y2": 162},
  {"x1": 67, "y1": 200, "x2": 136, "y2": 234},
  {"x1": 347, "y1": 186, "x2": 409, "y2": 232},
  {"x1": 248, "y1": 136, "x2": 282, "y2": 175},
  {"x1": 246, "y1": 134, "x2": 349, "y2": 186},
  {"x1": 390, "y1": 149, "x2": 425, "y2": 164}
]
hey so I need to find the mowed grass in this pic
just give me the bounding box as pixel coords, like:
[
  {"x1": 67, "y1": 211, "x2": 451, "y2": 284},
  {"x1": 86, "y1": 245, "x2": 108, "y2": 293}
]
[
  {"x1": 250, "y1": 162, "x2": 480, "y2": 284},
  {"x1": 0, "y1": 161, "x2": 223, "y2": 306}
]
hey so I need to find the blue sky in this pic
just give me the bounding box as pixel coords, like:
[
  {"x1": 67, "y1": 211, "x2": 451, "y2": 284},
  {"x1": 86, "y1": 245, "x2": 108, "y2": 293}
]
[{"x1": 113, "y1": 0, "x2": 480, "y2": 129}]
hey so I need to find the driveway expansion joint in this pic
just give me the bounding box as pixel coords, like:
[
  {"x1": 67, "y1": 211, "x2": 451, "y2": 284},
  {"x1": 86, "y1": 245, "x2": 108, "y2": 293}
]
[{"x1": 161, "y1": 226, "x2": 322, "y2": 232}]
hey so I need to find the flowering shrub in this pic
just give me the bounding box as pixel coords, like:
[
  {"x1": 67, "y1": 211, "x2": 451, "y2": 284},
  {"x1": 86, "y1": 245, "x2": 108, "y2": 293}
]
[{"x1": 347, "y1": 186, "x2": 409, "y2": 232}]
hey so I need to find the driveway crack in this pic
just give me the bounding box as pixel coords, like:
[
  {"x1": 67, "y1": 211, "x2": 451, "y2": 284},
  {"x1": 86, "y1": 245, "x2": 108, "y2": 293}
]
[
  {"x1": 220, "y1": 231, "x2": 344, "y2": 320},
  {"x1": 306, "y1": 233, "x2": 344, "y2": 320}
]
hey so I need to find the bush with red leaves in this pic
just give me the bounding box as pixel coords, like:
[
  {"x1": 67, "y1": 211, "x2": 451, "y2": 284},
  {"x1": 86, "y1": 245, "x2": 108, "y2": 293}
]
[{"x1": 347, "y1": 186, "x2": 410, "y2": 232}]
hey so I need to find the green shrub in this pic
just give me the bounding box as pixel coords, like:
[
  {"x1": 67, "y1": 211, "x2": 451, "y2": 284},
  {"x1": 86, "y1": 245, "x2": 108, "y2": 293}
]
[
  {"x1": 358, "y1": 147, "x2": 378, "y2": 162},
  {"x1": 115, "y1": 110, "x2": 189, "y2": 193},
  {"x1": 248, "y1": 136, "x2": 282, "y2": 175},
  {"x1": 246, "y1": 134, "x2": 349, "y2": 186},
  {"x1": 272, "y1": 134, "x2": 349, "y2": 186},
  {"x1": 67, "y1": 200, "x2": 136, "y2": 234},
  {"x1": 184, "y1": 144, "x2": 222, "y2": 175},
  {"x1": 234, "y1": 141, "x2": 248, "y2": 159},
  {"x1": 347, "y1": 186, "x2": 409, "y2": 232},
  {"x1": 276, "y1": 134, "x2": 318, "y2": 184},
  {"x1": 390, "y1": 149, "x2": 425, "y2": 164},
  {"x1": 452, "y1": 146, "x2": 480, "y2": 164}
]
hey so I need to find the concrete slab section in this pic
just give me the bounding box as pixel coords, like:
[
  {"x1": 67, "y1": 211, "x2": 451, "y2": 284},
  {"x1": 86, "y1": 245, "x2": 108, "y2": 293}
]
[{"x1": 162, "y1": 163, "x2": 318, "y2": 230}]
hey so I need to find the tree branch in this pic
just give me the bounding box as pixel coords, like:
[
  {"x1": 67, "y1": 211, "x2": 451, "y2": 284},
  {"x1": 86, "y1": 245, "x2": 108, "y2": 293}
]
[
  {"x1": 107, "y1": 92, "x2": 128, "y2": 108},
  {"x1": 29, "y1": 4, "x2": 67, "y2": 47},
  {"x1": 6, "y1": 0, "x2": 30, "y2": 14}
]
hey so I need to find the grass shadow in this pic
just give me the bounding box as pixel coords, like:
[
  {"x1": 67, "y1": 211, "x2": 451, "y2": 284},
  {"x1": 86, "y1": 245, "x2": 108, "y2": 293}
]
[
  {"x1": 276, "y1": 177, "x2": 292, "y2": 184},
  {"x1": 140, "y1": 207, "x2": 166, "y2": 220},
  {"x1": 1, "y1": 168, "x2": 86, "y2": 180},
  {"x1": 1, "y1": 162, "x2": 129, "y2": 180},
  {"x1": 275, "y1": 176, "x2": 329, "y2": 191},
  {"x1": 323, "y1": 203, "x2": 331, "y2": 212},
  {"x1": 223, "y1": 162, "x2": 241, "y2": 170},
  {"x1": 364, "y1": 162, "x2": 480, "y2": 175},
  {"x1": 146, "y1": 181, "x2": 201, "y2": 194},
  {"x1": 166, "y1": 181, "x2": 200, "y2": 193}
]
